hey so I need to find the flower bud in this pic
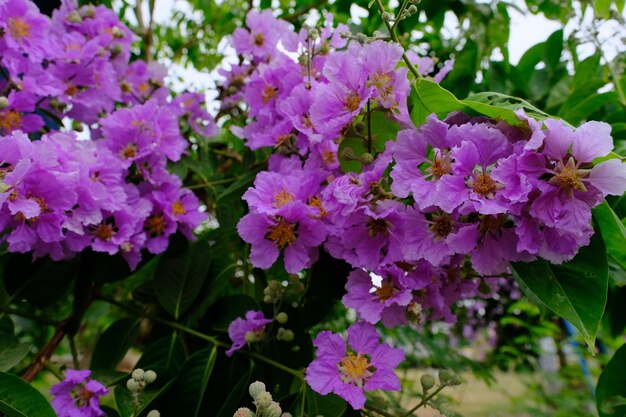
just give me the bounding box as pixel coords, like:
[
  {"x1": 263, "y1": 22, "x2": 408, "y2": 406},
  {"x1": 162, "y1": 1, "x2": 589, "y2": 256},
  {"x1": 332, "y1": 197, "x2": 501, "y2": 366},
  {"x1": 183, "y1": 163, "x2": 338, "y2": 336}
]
[
  {"x1": 110, "y1": 43, "x2": 123, "y2": 58},
  {"x1": 355, "y1": 121, "x2": 366, "y2": 134},
  {"x1": 264, "y1": 402, "x2": 282, "y2": 417},
  {"x1": 420, "y1": 374, "x2": 435, "y2": 392},
  {"x1": 308, "y1": 28, "x2": 319, "y2": 41},
  {"x1": 381, "y1": 12, "x2": 392, "y2": 22},
  {"x1": 132, "y1": 369, "x2": 145, "y2": 381},
  {"x1": 143, "y1": 370, "x2": 157, "y2": 384},
  {"x1": 277, "y1": 328, "x2": 294, "y2": 342},
  {"x1": 450, "y1": 375, "x2": 463, "y2": 386},
  {"x1": 408, "y1": 4, "x2": 418, "y2": 14},
  {"x1": 126, "y1": 379, "x2": 141, "y2": 392},
  {"x1": 146, "y1": 411, "x2": 160, "y2": 417},
  {"x1": 281, "y1": 414, "x2": 293, "y2": 417},
  {"x1": 81, "y1": 5, "x2": 95, "y2": 18},
  {"x1": 67, "y1": 10, "x2": 83, "y2": 23},
  {"x1": 355, "y1": 33, "x2": 368, "y2": 44},
  {"x1": 233, "y1": 407, "x2": 255, "y2": 417},
  {"x1": 438, "y1": 369, "x2": 453, "y2": 385},
  {"x1": 361, "y1": 153, "x2": 374, "y2": 165},
  {"x1": 263, "y1": 295, "x2": 273, "y2": 304},
  {"x1": 276, "y1": 312, "x2": 288, "y2": 324},
  {"x1": 111, "y1": 26, "x2": 125, "y2": 39},
  {"x1": 254, "y1": 391, "x2": 273, "y2": 409},
  {"x1": 0, "y1": 96, "x2": 9, "y2": 110},
  {"x1": 245, "y1": 331, "x2": 259, "y2": 343},
  {"x1": 249, "y1": 381, "x2": 266, "y2": 400}
]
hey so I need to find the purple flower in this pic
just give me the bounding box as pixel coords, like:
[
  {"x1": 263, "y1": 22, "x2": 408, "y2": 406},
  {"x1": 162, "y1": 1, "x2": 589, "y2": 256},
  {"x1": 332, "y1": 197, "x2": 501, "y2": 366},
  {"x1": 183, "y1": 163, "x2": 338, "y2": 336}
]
[
  {"x1": 231, "y1": 10, "x2": 291, "y2": 61},
  {"x1": 226, "y1": 310, "x2": 272, "y2": 357},
  {"x1": 237, "y1": 202, "x2": 327, "y2": 273},
  {"x1": 305, "y1": 322, "x2": 404, "y2": 409},
  {"x1": 50, "y1": 369, "x2": 108, "y2": 417},
  {"x1": 0, "y1": 0, "x2": 50, "y2": 60}
]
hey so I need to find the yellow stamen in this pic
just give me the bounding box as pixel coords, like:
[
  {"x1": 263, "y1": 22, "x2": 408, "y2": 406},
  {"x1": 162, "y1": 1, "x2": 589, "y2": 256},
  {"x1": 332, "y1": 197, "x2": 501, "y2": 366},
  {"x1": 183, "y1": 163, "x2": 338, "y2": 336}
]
[
  {"x1": 266, "y1": 218, "x2": 296, "y2": 249},
  {"x1": 172, "y1": 200, "x2": 187, "y2": 216},
  {"x1": 144, "y1": 214, "x2": 166, "y2": 237},
  {"x1": 338, "y1": 352, "x2": 373, "y2": 387},
  {"x1": 0, "y1": 110, "x2": 22, "y2": 133},
  {"x1": 8, "y1": 17, "x2": 30, "y2": 41},
  {"x1": 273, "y1": 188, "x2": 294, "y2": 208},
  {"x1": 345, "y1": 92, "x2": 361, "y2": 112}
]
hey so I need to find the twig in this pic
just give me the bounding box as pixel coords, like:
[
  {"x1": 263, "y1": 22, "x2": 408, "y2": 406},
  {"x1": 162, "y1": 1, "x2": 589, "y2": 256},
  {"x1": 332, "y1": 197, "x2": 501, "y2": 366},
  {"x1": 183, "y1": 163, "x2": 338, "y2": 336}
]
[
  {"x1": 0, "y1": 305, "x2": 59, "y2": 326},
  {"x1": 22, "y1": 320, "x2": 69, "y2": 382},
  {"x1": 402, "y1": 385, "x2": 447, "y2": 417},
  {"x1": 390, "y1": 0, "x2": 410, "y2": 33}
]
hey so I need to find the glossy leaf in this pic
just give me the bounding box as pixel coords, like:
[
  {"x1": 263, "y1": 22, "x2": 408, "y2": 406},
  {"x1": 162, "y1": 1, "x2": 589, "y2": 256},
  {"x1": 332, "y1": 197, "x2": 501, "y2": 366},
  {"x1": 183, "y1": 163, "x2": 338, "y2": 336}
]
[
  {"x1": 511, "y1": 229, "x2": 608, "y2": 347},
  {"x1": 597, "y1": 343, "x2": 626, "y2": 417},
  {"x1": 0, "y1": 333, "x2": 29, "y2": 372},
  {"x1": 0, "y1": 372, "x2": 57, "y2": 417},
  {"x1": 91, "y1": 318, "x2": 140, "y2": 370},
  {"x1": 169, "y1": 347, "x2": 217, "y2": 417},
  {"x1": 594, "y1": 201, "x2": 626, "y2": 271}
]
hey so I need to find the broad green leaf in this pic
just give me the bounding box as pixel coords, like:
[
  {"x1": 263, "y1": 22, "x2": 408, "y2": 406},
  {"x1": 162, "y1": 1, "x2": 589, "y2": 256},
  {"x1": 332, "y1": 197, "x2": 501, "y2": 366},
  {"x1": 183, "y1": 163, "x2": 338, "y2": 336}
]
[
  {"x1": 594, "y1": 0, "x2": 611, "y2": 17},
  {"x1": 338, "y1": 136, "x2": 367, "y2": 173},
  {"x1": 594, "y1": 201, "x2": 626, "y2": 270},
  {"x1": 170, "y1": 347, "x2": 217, "y2": 417},
  {"x1": 0, "y1": 372, "x2": 57, "y2": 417},
  {"x1": 597, "y1": 343, "x2": 626, "y2": 417},
  {"x1": 369, "y1": 110, "x2": 400, "y2": 152},
  {"x1": 91, "y1": 318, "x2": 140, "y2": 370},
  {"x1": 464, "y1": 91, "x2": 549, "y2": 121},
  {"x1": 573, "y1": 54, "x2": 601, "y2": 90},
  {"x1": 154, "y1": 238, "x2": 212, "y2": 319},
  {"x1": 543, "y1": 29, "x2": 564, "y2": 73},
  {"x1": 0, "y1": 333, "x2": 29, "y2": 372},
  {"x1": 306, "y1": 390, "x2": 347, "y2": 417},
  {"x1": 214, "y1": 368, "x2": 252, "y2": 417},
  {"x1": 136, "y1": 333, "x2": 186, "y2": 372},
  {"x1": 413, "y1": 78, "x2": 465, "y2": 121},
  {"x1": 511, "y1": 229, "x2": 608, "y2": 347}
]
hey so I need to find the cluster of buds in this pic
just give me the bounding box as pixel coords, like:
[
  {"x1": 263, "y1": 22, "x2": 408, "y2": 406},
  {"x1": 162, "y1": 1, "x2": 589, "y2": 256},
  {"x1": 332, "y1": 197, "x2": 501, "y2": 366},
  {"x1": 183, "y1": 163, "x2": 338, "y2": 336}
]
[
  {"x1": 262, "y1": 277, "x2": 305, "y2": 305},
  {"x1": 126, "y1": 368, "x2": 158, "y2": 416},
  {"x1": 233, "y1": 381, "x2": 283, "y2": 417}
]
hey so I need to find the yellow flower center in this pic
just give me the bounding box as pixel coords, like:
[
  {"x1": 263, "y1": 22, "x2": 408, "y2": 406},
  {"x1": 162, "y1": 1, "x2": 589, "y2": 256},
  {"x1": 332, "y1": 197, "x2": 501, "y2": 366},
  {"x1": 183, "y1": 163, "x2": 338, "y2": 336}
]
[
  {"x1": 427, "y1": 153, "x2": 452, "y2": 179},
  {"x1": 0, "y1": 110, "x2": 22, "y2": 133},
  {"x1": 548, "y1": 157, "x2": 589, "y2": 194},
  {"x1": 273, "y1": 188, "x2": 295, "y2": 208},
  {"x1": 8, "y1": 17, "x2": 30, "y2": 41},
  {"x1": 254, "y1": 33, "x2": 265, "y2": 46},
  {"x1": 266, "y1": 218, "x2": 297, "y2": 248},
  {"x1": 144, "y1": 214, "x2": 167, "y2": 237},
  {"x1": 366, "y1": 218, "x2": 391, "y2": 237},
  {"x1": 338, "y1": 352, "x2": 373, "y2": 387},
  {"x1": 94, "y1": 223, "x2": 115, "y2": 241},
  {"x1": 376, "y1": 281, "x2": 396, "y2": 301},
  {"x1": 172, "y1": 200, "x2": 187, "y2": 216},
  {"x1": 430, "y1": 213, "x2": 453, "y2": 239},
  {"x1": 308, "y1": 196, "x2": 328, "y2": 217},
  {"x1": 479, "y1": 214, "x2": 507, "y2": 235},
  {"x1": 261, "y1": 85, "x2": 277, "y2": 104},
  {"x1": 120, "y1": 143, "x2": 138, "y2": 159},
  {"x1": 471, "y1": 173, "x2": 498, "y2": 197},
  {"x1": 345, "y1": 92, "x2": 361, "y2": 112}
]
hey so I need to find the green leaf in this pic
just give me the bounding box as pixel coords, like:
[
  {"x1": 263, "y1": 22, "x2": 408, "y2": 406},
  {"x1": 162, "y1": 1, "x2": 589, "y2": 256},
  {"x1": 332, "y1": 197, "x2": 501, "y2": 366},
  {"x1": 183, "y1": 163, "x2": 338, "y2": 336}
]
[
  {"x1": 413, "y1": 78, "x2": 465, "y2": 121},
  {"x1": 0, "y1": 372, "x2": 57, "y2": 417},
  {"x1": 338, "y1": 136, "x2": 367, "y2": 173},
  {"x1": 597, "y1": 343, "x2": 626, "y2": 417},
  {"x1": 170, "y1": 347, "x2": 217, "y2": 417},
  {"x1": 463, "y1": 91, "x2": 549, "y2": 121},
  {"x1": 154, "y1": 238, "x2": 212, "y2": 319},
  {"x1": 306, "y1": 391, "x2": 347, "y2": 417},
  {"x1": 511, "y1": 229, "x2": 608, "y2": 347},
  {"x1": 0, "y1": 333, "x2": 29, "y2": 372},
  {"x1": 573, "y1": 54, "x2": 601, "y2": 90},
  {"x1": 136, "y1": 333, "x2": 186, "y2": 372},
  {"x1": 594, "y1": 0, "x2": 611, "y2": 17},
  {"x1": 594, "y1": 201, "x2": 626, "y2": 270},
  {"x1": 214, "y1": 368, "x2": 252, "y2": 417},
  {"x1": 91, "y1": 318, "x2": 140, "y2": 370}
]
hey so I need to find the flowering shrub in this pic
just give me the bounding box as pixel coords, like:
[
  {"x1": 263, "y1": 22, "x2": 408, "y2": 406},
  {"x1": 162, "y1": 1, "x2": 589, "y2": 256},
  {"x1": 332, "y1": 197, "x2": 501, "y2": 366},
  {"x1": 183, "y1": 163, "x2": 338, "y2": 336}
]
[{"x1": 1, "y1": 1, "x2": 626, "y2": 417}]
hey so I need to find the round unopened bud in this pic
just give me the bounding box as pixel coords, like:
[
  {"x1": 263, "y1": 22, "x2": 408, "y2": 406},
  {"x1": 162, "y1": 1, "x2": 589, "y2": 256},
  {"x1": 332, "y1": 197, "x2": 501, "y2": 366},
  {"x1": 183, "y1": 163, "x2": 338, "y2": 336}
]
[
  {"x1": 381, "y1": 12, "x2": 392, "y2": 22},
  {"x1": 0, "y1": 96, "x2": 9, "y2": 110},
  {"x1": 308, "y1": 28, "x2": 319, "y2": 40},
  {"x1": 132, "y1": 368, "x2": 145, "y2": 381},
  {"x1": 111, "y1": 26, "x2": 125, "y2": 39},
  {"x1": 355, "y1": 33, "x2": 368, "y2": 44},
  {"x1": 263, "y1": 295, "x2": 273, "y2": 304},
  {"x1": 143, "y1": 370, "x2": 157, "y2": 384},
  {"x1": 407, "y1": 4, "x2": 418, "y2": 14},
  {"x1": 361, "y1": 153, "x2": 374, "y2": 165},
  {"x1": 281, "y1": 413, "x2": 293, "y2": 417},
  {"x1": 249, "y1": 381, "x2": 266, "y2": 400},
  {"x1": 146, "y1": 411, "x2": 160, "y2": 417},
  {"x1": 277, "y1": 328, "x2": 294, "y2": 342},
  {"x1": 233, "y1": 407, "x2": 255, "y2": 417},
  {"x1": 438, "y1": 369, "x2": 453, "y2": 385},
  {"x1": 420, "y1": 374, "x2": 435, "y2": 392},
  {"x1": 245, "y1": 331, "x2": 259, "y2": 343},
  {"x1": 110, "y1": 43, "x2": 123, "y2": 57},
  {"x1": 340, "y1": 147, "x2": 356, "y2": 161},
  {"x1": 264, "y1": 402, "x2": 282, "y2": 417},
  {"x1": 254, "y1": 391, "x2": 273, "y2": 408},
  {"x1": 81, "y1": 5, "x2": 95, "y2": 18},
  {"x1": 67, "y1": 10, "x2": 82, "y2": 23},
  {"x1": 355, "y1": 121, "x2": 366, "y2": 134},
  {"x1": 449, "y1": 375, "x2": 463, "y2": 386},
  {"x1": 126, "y1": 379, "x2": 141, "y2": 392},
  {"x1": 276, "y1": 312, "x2": 288, "y2": 324}
]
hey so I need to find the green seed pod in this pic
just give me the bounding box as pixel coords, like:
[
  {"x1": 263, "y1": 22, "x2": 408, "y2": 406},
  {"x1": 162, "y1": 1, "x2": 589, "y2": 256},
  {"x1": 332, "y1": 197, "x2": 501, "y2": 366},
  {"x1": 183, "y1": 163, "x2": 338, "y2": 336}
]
[
  {"x1": 248, "y1": 381, "x2": 266, "y2": 400},
  {"x1": 420, "y1": 374, "x2": 436, "y2": 392}
]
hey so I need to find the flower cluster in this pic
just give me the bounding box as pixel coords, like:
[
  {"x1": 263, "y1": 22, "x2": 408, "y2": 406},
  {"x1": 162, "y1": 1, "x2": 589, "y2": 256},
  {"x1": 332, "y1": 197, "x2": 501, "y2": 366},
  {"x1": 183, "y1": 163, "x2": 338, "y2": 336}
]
[
  {"x1": 0, "y1": 0, "x2": 216, "y2": 267},
  {"x1": 224, "y1": 9, "x2": 626, "y2": 408},
  {"x1": 50, "y1": 369, "x2": 107, "y2": 417}
]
